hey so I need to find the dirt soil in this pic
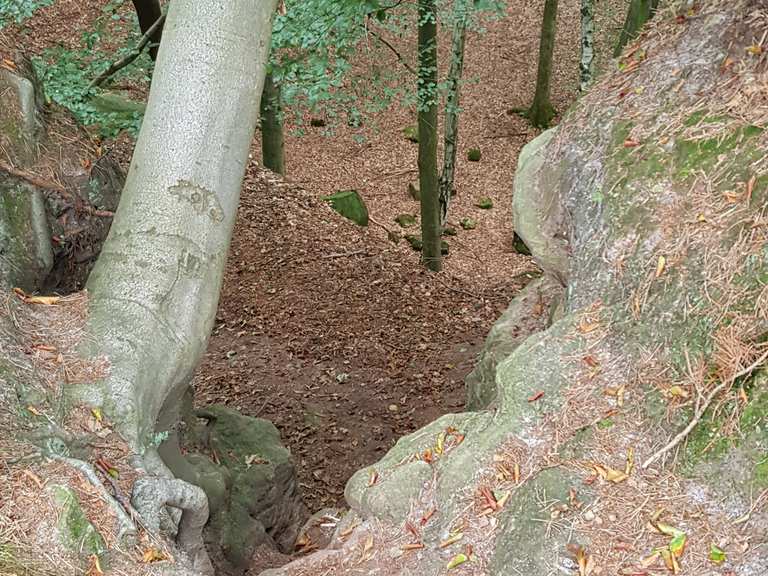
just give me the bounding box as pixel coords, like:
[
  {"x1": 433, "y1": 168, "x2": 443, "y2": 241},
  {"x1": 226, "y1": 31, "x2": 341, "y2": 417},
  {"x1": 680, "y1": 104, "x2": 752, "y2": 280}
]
[{"x1": 2, "y1": 0, "x2": 626, "y2": 522}]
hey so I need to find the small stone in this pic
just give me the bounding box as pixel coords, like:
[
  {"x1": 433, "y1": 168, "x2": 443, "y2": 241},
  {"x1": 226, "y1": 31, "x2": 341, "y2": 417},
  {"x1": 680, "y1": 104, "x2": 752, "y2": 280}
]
[
  {"x1": 460, "y1": 217, "x2": 476, "y2": 230},
  {"x1": 405, "y1": 234, "x2": 423, "y2": 252},
  {"x1": 467, "y1": 148, "x2": 482, "y2": 162},
  {"x1": 476, "y1": 197, "x2": 493, "y2": 209},
  {"x1": 583, "y1": 510, "x2": 595, "y2": 522},
  {"x1": 608, "y1": 514, "x2": 617, "y2": 522},
  {"x1": 513, "y1": 231, "x2": 531, "y2": 255},
  {"x1": 395, "y1": 213, "x2": 417, "y2": 228},
  {"x1": 322, "y1": 190, "x2": 369, "y2": 226},
  {"x1": 388, "y1": 404, "x2": 399, "y2": 412}
]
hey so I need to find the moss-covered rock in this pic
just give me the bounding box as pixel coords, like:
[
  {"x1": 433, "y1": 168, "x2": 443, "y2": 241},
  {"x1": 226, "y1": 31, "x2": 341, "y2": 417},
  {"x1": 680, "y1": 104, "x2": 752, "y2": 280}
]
[
  {"x1": 475, "y1": 196, "x2": 493, "y2": 209},
  {"x1": 459, "y1": 217, "x2": 476, "y2": 230},
  {"x1": 184, "y1": 405, "x2": 308, "y2": 571},
  {"x1": 0, "y1": 177, "x2": 53, "y2": 292},
  {"x1": 48, "y1": 484, "x2": 107, "y2": 558},
  {"x1": 394, "y1": 213, "x2": 416, "y2": 228},
  {"x1": 322, "y1": 190, "x2": 369, "y2": 226}
]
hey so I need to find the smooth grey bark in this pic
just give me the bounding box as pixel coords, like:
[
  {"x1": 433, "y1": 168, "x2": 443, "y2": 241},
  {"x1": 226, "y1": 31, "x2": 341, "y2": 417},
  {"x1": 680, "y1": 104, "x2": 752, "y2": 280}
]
[
  {"x1": 260, "y1": 71, "x2": 286, "y2": 175},
  {"x1": 418, "y1": 0, "x2": 442, "y2": 271},
  {"x1": 438, "y1": 0, "x2": 469, "y2": 227},
  {"x1": 579, "y1": 0, "x2": 594, "y2": 91},
  {"x1": 84, "y1": 0, "x2": 278, "y2": 451}
]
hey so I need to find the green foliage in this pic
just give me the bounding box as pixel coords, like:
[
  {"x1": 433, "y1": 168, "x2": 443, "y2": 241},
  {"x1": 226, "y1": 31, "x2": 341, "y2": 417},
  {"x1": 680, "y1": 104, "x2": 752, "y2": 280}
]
[
  {"x1": 32, "y1": 46, "x2": 145, "y2": 138},
  {"x1": 271, "y1": 0, "x2": 505, "y2": 131},
  {"x1": 0, "y1": 0, "x2": 53, "y2": 27},
  {"x1": 30, "y1": 6, "x2": 153, "y2": 138}
]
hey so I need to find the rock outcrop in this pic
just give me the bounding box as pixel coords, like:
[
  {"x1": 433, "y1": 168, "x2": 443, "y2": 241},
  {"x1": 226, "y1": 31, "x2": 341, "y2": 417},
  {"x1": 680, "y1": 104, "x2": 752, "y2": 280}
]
[
  {"x1": 265, "y1": 3, "x2": 768, "y2": 575},
  {"x1": 0, "y1": 54, "x2": 122, "y2": 294}
]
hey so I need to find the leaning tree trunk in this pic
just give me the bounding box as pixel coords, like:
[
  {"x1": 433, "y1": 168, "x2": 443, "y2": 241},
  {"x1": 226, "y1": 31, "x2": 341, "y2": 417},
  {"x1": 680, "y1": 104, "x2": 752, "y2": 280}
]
[
  {"x1": 614, "y1": 0, "x2": 659, "y2": 56},
  {"x1": 438, "y1": 0, "x2": 469, "y2": 227},
  {"x1": 260, "y1": 71, "x2": 286, "y2": 175},
  {"x1": 527, "y1": 0, "x2": 558, "y2": 129},
  {"x1": 131, "y1": 0, "x2": 164, "y2": 60},
  {"x1": 85, "y1": 0, "x2": 277, "y2": 455},
  {"x1": 418, "y1": 0, "x2": 442, "y2": 271}
]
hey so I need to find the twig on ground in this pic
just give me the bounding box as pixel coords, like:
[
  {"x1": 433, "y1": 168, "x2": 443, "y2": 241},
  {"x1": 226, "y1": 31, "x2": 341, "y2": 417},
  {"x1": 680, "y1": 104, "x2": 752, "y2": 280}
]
[
  {"x1": 88, "y1": 11, "x2": 166, "y2": 89},
  {"x1": 0, "y1": 160, "x2": 66, "y2": 192},
  {"x1": 372, "y1": 168, "x2": 418, "y2": 181},
  {"x1": 642, "y1": 348, "x2": 768, "y2": 469},
  {"x1": 369, "y1": 215, "x2": 400, "y2": 243},
  {"x1": 431, "y1": 273, "x2": 483, "y2": 300},
  {"x1": 321, "y1": 250, "x2": 369, "y2": 259},
  {"x1": 48, "y1": 453, "x2": 138, "y2": 543}
]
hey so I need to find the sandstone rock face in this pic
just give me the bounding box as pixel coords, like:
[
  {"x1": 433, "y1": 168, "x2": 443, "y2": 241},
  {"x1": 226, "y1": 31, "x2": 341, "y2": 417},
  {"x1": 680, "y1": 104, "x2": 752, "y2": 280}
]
[
  {"x1": 0, "y1": 60, "x2": 123, "y2": 293},
  {"x1": 263, "y1": 4, "x2": 768, "y2": 575}
]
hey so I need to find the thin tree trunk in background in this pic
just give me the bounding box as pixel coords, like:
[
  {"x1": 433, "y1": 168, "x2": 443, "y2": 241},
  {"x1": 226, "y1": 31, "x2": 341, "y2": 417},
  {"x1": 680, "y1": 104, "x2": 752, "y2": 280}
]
[
  {"x1": 438, "y1": 0, "x2": 469, "y2": 227},
  {"x1": 614, "y1": 0, "x2": 659, "y2": 56},
  {"x1": 418, "y1": 0, "x2": 441, "y2": 271},
  {"x1": 579, "y1": 0, "x2": 594, "y2": 91},
  {"x1": 527, "y1": 0, "x2": 558, "y2": 128},
  {"x1": 131, "y1": 0, "x2": 164, "y2": 60},
  {"x1": 260, "y1": 72, "x2": 285, "y2": 175}
]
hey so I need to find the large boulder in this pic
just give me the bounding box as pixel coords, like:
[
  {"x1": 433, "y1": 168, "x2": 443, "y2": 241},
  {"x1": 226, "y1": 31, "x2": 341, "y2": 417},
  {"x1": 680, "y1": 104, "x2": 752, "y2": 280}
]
[
  {"x1": 175, "y1": 405, "x2": 308, "y2": 574},
  {"x1": 465, "y1": 273, "x2": 565, "y2": 410},
  {"x1": 0, "y1": 52, "x2": 123, "y2": 293},
  {"x1": 263, "y1": 4, "x2": 768, "y2": 575}
]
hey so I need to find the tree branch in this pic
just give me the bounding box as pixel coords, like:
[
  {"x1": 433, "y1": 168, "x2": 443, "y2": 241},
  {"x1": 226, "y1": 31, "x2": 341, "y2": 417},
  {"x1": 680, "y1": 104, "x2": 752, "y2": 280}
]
[
  {"x1": 0, "y1": 160, "x2": 114, "y2": 218},
  {"x1": 88, "y1": 11, "x2": 167, "y2": 90},
  {"x1": 364, "y1": 23, "x2": 417, "y2": 76}
]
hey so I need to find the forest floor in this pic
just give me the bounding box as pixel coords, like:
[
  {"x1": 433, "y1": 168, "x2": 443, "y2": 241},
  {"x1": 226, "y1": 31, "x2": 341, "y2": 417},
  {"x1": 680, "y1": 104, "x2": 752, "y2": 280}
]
[{"x1": 4, "y1": 0, "x2": 626, "y2": 524}]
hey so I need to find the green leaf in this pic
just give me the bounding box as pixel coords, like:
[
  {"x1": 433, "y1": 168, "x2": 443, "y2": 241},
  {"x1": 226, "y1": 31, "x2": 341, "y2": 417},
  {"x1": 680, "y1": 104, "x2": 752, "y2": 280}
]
[
  {"x1": 709, "y1": 544, "x2": 726, "y2": 564},
  {"x1": 446, "y1": 553, "x2": 468, "y2": 569},
  {"x1": 669, "y1": 533, "x2": 687, "y2": 558}
]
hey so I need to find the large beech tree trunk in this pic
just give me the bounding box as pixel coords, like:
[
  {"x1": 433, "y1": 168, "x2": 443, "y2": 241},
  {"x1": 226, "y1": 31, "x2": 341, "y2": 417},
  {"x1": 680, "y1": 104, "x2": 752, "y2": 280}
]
[{"x1": 84, "y1": 0, "x2": 278, "y2": 456}]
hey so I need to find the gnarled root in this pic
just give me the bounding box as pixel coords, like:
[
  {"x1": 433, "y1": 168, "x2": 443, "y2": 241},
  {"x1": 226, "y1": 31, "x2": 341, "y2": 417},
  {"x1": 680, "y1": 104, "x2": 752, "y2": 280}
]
[
  {"x1": 49, "y1": 454, "x2": 138, "y2": 546},
  {"x1": 131, "y1": 476, "x2": 213, "y2": 576}
]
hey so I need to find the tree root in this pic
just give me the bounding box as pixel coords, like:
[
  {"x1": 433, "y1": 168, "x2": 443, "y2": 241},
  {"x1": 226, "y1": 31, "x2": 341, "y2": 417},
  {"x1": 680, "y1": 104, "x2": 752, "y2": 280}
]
[
  {"x1": 131, "y1": 476, "x2": 214, "y2": 576},
  {"x1": 49, "y1": 454, "x2": 138, "y2": 546}
]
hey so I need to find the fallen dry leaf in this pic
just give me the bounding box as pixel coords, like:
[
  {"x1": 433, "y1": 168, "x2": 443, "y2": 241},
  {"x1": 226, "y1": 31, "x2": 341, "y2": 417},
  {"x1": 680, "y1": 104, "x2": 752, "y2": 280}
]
[{"x1": 141, "y1": 547, "x2": 169, "y2": 563}]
